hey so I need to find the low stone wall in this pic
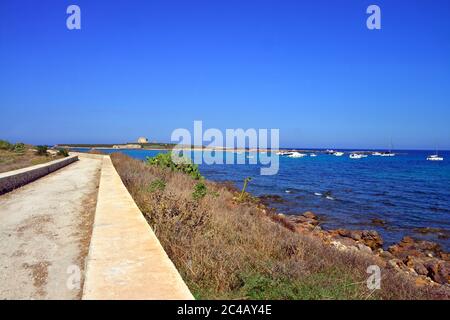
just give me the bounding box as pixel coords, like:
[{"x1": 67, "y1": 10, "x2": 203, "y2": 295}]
[
  {"x1": 0, "y1": 156, "x2": 78, "y2": 195},
  {"x1": 82, "y1": 156, "x2": 194, "y2": 300}
]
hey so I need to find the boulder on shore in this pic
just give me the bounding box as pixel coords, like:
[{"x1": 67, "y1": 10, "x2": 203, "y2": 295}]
[
  {"x1": 329, "y1": 229, "x2": 383, "y2": 251},
  {"x1": 387, "y1": 236, "x2": 449, "y2": 285}
]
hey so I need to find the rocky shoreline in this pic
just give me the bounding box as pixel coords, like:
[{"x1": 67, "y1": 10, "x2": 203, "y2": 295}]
[
  {"x1": 256, "y1": 195, "x2": 449, "y2": 288},
  {"x1": 284, "y1": 212, "x2": 449, "y2": 286}
]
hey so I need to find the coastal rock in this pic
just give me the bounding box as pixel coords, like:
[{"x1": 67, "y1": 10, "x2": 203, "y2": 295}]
[
  {"x1": 330, "y1": 241, "x2": 357, "y2": 253},
  {"x1": 273, "y1": 207, "x2": 450, "y2": 287},
  {"x1": 388, "y1": 236, "x2": 444, "y2": 260},
  {"x1": 377, "y1": 249, "x2": 394, "y2": 260},
  {"x1": 303, "y1": 211, "x2": 317, "y2": 220},
  {"x1": 387, "y1": 258, "x2": 409, "y2": 272},
  {"x1": 370, "y1": 218, "x2": 386, "y2": 227},
  {"x1": 294, "y1": 223, "x2": 316, "y2": 233},
  {"x1": 356, "y1": 243, "x2": 372, "y2": 254},
  {"x1": 440, "y1": 252, "x2": 450, "y2": 262},
  {"x1": 413, "y1": 227, "x2": 450, "y2": 240},
  {"x1": 286, "y1": 212, "x2": 320, "y2": 229},
  {"x1": 386, "y1": 238, "x2": 450, "y2": 285},
  {"x1": 329, "y1": 229, "x2": 383, "y2": 250},
  {"x1": 404, "y1": 256, "x2": 428, "y2": 276},
  {"x1": 258, "y1": 194, "x2": 285, "y2": 206},
  {"x1": 415, "y1": 277, "x2": 431, "y2": 287},
  {"x1": 330, "y1": 235, "x2": 359, "y2": 248},
  {"x1": 422, "y1": 259, "x2": 449, "y2": 285}
]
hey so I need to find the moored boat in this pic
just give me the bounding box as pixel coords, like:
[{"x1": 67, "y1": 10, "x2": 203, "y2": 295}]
[
  {"x1": 427, "y1": 155, "x2": 443, "y2": 161},
  {"x1": 380, "y1": 152, "x2": 395, "y2": 157},
  {"x1": 288, "y1": 152, "x2": 307, "y2": 158},
  {"x1": 349, "y1": 153, "x2": 364, "y2": 159}
]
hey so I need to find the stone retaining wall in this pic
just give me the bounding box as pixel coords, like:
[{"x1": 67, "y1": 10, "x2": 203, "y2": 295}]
[{"x1": 0, "y1": 156, "x2": 78, "y2": 195}]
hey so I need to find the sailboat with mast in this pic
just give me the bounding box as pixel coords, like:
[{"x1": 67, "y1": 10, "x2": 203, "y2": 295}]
[
  {"x1": 380, "y1": 139, "x2": 395, "y2": 157},
  {"x1": 427, "y1": 146, "x2": 444, "y2": 161}
]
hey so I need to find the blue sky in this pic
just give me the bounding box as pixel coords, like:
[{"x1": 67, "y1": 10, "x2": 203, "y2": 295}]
[{"x1": 1, "y1": 0, "x2": 449, "y2": 149}]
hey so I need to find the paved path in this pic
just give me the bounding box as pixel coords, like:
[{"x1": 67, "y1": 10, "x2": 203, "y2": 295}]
[{"x1": 0, "y1": 157, "x2": 101, "y2": 299}]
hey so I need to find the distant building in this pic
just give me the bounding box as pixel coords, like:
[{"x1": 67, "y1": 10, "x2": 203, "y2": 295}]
[
  {"x1": 137, "y1": 137, "x2": 148, "y2": 144},
  {"x1": 113, "y1": 144, "x2": 142, "y2": 149}
]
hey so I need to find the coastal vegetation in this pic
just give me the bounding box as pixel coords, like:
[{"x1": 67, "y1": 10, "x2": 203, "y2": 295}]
[
  {"x1": 146, "y1": 152, "x2": 202, "y2": 180},
  {"x1": 36, "y1": 145, "x2": 48, "y2": 156},
  {"x1": 111, "y1": 152, "x2": 448, "y2": 300},
  {"x1": 0, "y1": 140, "x2": 65, "y2": 173},
  {"x1": 57, "y1": 148, "x2": 70, "y2": 157}
]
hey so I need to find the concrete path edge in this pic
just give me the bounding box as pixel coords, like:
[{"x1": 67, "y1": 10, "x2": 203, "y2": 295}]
[{"x1": 82, "y1": 155, "x2": 194, "y2": 300}]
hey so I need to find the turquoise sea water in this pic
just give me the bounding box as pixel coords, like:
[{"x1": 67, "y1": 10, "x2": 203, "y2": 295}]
[{"x1": 74, "y1": 148, "x2": 450, "y2": 250}]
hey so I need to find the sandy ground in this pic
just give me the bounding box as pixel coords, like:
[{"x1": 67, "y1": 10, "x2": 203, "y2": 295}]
[{"x1": 0, "y1": 157, "x2": 101, "y2": 299}]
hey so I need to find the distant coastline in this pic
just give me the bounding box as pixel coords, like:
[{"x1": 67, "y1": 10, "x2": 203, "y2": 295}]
[{"x1": 56, "y1": 143, "x2": 427, "y2": 154}]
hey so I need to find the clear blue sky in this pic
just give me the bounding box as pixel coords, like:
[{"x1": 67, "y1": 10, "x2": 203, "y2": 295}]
[{"x1": 1, "y1": 0, "x2": 449, "y2": 149}]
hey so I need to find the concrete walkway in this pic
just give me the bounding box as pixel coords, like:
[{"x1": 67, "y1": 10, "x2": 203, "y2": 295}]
[
  {"x1": 82, "y1": 156, "x2": 194, "y2": 300},
  {"x1": 0, "y1": 157, "x2": 101, "y2": 299}
]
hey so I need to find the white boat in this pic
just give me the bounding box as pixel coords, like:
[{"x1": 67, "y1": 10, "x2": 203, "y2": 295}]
[
  {"x1": 372, "y1": 152, "x2": 382, "y2": 156},
  {"x1": 427, "y1": 155, "x2": 443, "y2": 161},
  {"x1": 288, "y1": 152, "x2": 307, "y2": 158},
  {"x1": 333, "y1": 152, "x2": 344, "y2": 157},
  {"x1": 310, "y1": 153, "x2": 317, "y2": 157},
  {"x1": 276, "y1": 151, "x2": 292, "y2": 156},
  {"x1": 380, "y1": 140, "x2": 395, "y2": 156},
  {"x1": 380, "y1": 152, "x2": 395, "y2": 157},
  {"x1": 349, "y1": 153, "x2": 364, "y2": 159}
]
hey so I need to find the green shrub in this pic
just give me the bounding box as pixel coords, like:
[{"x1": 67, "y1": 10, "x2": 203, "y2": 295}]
[
  {"x1": 0, "y1": 140, "x2": 12, "y2": 150},
  {"x1": 57, "y1": 148, "x2": 69, "y2": 157},
  {"x1": 36, "y1": 145, "x2": 48, "y2": 156},
  {"x1": 12, "y1": 143, "x2": 25, "y2": 153},
  {"x1": 147, "y1": 179, "x2": 166, "y2": 192},
  {"x1": 192, "y1": 182, "x2": 207, "y2": 200},
  {"x1": 146, "y1": 152, "x2": 202, "y2": 180},
  {"x1": 237, "y1": 177, "x2": 252, "y2": 202}
]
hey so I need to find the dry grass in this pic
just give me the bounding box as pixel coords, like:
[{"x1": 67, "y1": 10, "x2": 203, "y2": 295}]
[
  {"x1": 0, "y1": 148, "x2": 63, "y2": 173},
  {"x1": 111, "y1": 153, "x2": 448, "y2": 300}
]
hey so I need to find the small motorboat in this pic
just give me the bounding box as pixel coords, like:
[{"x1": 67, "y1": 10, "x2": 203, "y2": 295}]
[
  {"x1": 276, "y1": 151, "x2": 289, "y2": 155},
  {"x1": 288, "y1": 152, "x2": 307, "y2": 158},
  {"x1": 372, "y1": 152, "x2": 382, "y2": 156},
  {"x1": 349, "y1": 153, "x2": 364, "y2": 159},
  {"x1": 310, "y1": 153, "x2": 317, "y2": 157},
  {"x1": 333, "y1": 152, "x2": 344, "y2": 157},
  {"x1": 380, "y1": 152, "x2": 395, "y2": 157},
  {"x1": 427, "y1": 154, "x2": 443, "y2": 161}
]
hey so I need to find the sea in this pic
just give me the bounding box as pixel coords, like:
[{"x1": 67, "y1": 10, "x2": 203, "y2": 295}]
[{"x1": 73, "y1": 148, "x2": 450, "y2": 250}]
